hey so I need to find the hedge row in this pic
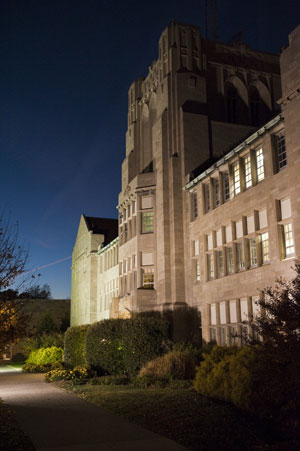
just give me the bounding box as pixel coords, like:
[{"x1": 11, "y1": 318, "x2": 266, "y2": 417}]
[
  {"x1": 64, "y1": 317, "x2": 168, "y2": 376},
  {"x1": 64, "y1": 325, "x2": 89, "y2": 367}
]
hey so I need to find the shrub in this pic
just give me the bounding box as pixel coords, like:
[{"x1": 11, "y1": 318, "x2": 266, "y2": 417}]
[
  {"x1": 45, "y1": 365, "x2": 95, "y2": 383},
  {"x1": 85, "y1": 319, "x2": 125, "y2": 375},
  {"x1": 22, "y1": 346, "x2": 63, "y2": 373},
  {"x1": 138, "y1": 349, "x2": 198, "y2": 381},
  {"x1": 122, "y1": 316, "x2": 168, "y2": 377},
  {"x1": 23, "y1": 361, "x2": 64, "y2": 373},
  {"x1": 85, "y1": 317, "x2": 168, "y2": 377},
  {"x1": 194, "y1": 345, "x2": 240, "y2": 401},
  {"x1": 22, "y1": 332, "x2": 64, "y2": 357},
  {"x1": 64, "y1": 325, "x2": 89, "y2": 367}
]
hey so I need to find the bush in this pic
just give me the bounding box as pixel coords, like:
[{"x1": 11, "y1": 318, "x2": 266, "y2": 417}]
[
  {"x1": 85, "y1": 317, "x2": 168, "y2": 377},
  {"x1": 64, "y1": 325, "x2": 89, "y2": 367},
  {"x1": 23, "y1": 361, "x2": 64, "y2": 373},
  {"x1": 22, "y1": 346, "x2": 64, "y2": 373},
  {"x1": 85, "y1": 319, "x2": 125, "y2": 375},
  {"x1": 194, "y1": 346, "x2": 240, "y2": 401},
  {"x1": 122, "y1": 317, "x2": 169, "y2": 377},
  {"x1": 138, "y1": 349, "x2": 198, "y2": 381},
  {"x1": 45, "y1": 365, "x2": 95, "y2": 383},
  {"x1": 22, "y1": 332, "x2": 64, "y2": 357}
]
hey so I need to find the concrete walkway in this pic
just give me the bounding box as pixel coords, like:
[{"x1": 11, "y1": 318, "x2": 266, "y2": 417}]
[{"x1": 0, "y1": 369, "x2": 189, "y2": 451}]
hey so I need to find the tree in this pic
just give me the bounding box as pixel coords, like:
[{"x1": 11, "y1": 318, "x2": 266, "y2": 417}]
[
  {"x1": 0, "y1": 215, "x2": 28, "y2": 291},
  {"x1": 252, "y1": 259, "x2": 300, "y2": 359},
  {"x1": 0, "y1": 215, "x2": 29, "y2": 352},
  {"x1": 19, "y1": 283, "x2": 52, "y2": 299},
  {"x1": 249, "y1": 259, "x2": 300, "y2": 435}
]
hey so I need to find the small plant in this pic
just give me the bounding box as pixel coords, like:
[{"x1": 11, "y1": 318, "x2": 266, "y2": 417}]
[{"x1": 45, "y1": 365, "x2": 95, "y2": 384}]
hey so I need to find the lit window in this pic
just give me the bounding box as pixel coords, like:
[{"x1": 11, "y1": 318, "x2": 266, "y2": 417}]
[
  {"x1": 214, "y1": 178, "x2": 220, "y2": 207},
  {"x1": 141, "y1": 211, "x2": 153, "y2": 233},
  {"x1": 236, "y1": 241, "x2": 245, "y2": 271},
  {"x1": 217, "y1": 250, "x2": 224, "y2": 277},
  {"x1": 276, "y1": 131, "x2": 287, "y2": 170},
  {"x1": 142, "y1": 268, "x2": 154, "y2": 288},
  {"x1": 195, "y1": 259, "x2": 201, "y2": 282},
  {"x1": 204, "y1": 183, "x2": 211, "y2": 212},
  {"x1": 233, "y1": 161, "x2": 240, "y2": 196},
  {"x1": 283, "y1": 223, "x2": 295, "y2": 258},
  {"x1": 192, "y1": 192, "x2": 198, "y2": 220},
  {"x1": 226, "y1": 247, "x2": 234, "y2": 274},
  {"x1": 256, "y1": 148, "x2": 264, "y2": 182},
  {"x1": 223, "y1": 171, "x2": 230, "y2": 201},
  {"x1": 207, "y1": 254, "x2": 214, "y2": 280},
  {"x1": 244, "y1": 154, "x2": 252, "y2": 188},
  {"x1": 261, "y1": 232, "x2": 270, "y2": 264},
  {"x1": 249, "y1": 238, "x2": 257, "y2": 267}
]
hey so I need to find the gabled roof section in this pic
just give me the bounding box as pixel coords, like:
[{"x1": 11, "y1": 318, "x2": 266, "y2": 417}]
[
  {"x1": 83, "y1": 215, "x2": 118, "y2": 246},
  {"x1": 185, "y1": 113, "x2": 284, "y2": 191}
]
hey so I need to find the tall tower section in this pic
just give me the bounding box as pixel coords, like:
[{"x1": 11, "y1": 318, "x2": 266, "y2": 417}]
[{"x1": 117, "y1": 21, "x2": 281, "y2": 316}]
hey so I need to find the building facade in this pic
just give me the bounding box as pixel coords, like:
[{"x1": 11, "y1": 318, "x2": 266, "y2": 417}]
[{"x1": 71, "y1": 22, "x2": 300, "y2": 340}]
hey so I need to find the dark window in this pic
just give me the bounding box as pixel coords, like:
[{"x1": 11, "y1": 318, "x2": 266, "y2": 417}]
[{"x1": 276, "y1": 132, "x2": 287, "y2": 170}]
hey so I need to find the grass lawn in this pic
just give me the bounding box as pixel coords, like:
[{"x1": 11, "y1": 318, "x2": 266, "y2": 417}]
[
  {"x1": 0, "y1": 399, "x2": 34, "y2": 451},
  {"x1": 58, "y1": 380, "x2": 282, "y2": 451}
]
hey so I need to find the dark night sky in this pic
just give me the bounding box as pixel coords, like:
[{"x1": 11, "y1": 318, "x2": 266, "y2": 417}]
[{"x1": 1, "y1": 0, "x2": 300, "y2": 298}]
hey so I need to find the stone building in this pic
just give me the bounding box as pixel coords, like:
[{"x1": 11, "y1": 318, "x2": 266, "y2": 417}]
[
  {"x1": 71, "y1": 215, "x2": 118, "y2": 325},
  {"x1": 71, "y1": 22, "x2": 300, "y2": 341}
]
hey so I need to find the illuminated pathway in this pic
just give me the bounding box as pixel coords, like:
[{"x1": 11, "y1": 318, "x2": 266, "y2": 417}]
[{"x1": 0, "y1": 370, "x2": 188, "y2": 451}]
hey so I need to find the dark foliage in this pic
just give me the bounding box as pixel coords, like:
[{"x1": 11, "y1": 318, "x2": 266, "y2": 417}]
[
  {"x1": 84, "y1": 317, "x2": 168, "y2": 377},
  {"x1": 64, "y1": 325, "x2": 89, "y2": 367}
]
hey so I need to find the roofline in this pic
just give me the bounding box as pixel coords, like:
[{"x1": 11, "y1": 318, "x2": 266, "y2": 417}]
[
  {"x1": 97, "y1": 236, "x2": 119, "y2": 255},
  {"x1": 185, "y1": 113, "x2": 284, "y2": 191}
]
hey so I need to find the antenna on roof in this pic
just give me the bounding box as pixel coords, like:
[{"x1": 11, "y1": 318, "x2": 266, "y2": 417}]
[{"x1": 205, "y1": 0, "x2": 219, "y2": 40}]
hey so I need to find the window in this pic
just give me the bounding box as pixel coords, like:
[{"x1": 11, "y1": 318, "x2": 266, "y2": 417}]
[
  {"x1": 236, "y1": 241, "x2": 245, "y2": 271},
  {"x1": 214, "y1": 178, "x2": 220, "y2": 207},
  {"x1": 276, "y1": 131, "x2": 287, "y2": 170},
  {"x1": 244, "y1": 154, "x2": 252, "y2": 188},
  {"x1": 249, "y1": 238, "x2": 257, "y2": 267},
  {"x1": 195, "y1": 259, "x2": 201, "y2": 282},
  {"x1": 141, "y1": 211, "x2": 153, "y2": 233},
  {"x1": 233, "y1": 161, "x2": 241, "y2": 196},
  {"x1": 283, "y1": 223, "x2": 295, "y2": 258},
  {"x1": 204, "y1": 183, "x2": 211, "y2": 212},
  {"x1": 217, "y1": 250, "x2": 224, "y2": 277},
  {"x1": 261, "y1": 232, "x2": 270, "y2": 264},
  {"x1": 210, "y1": 328, "x2": 217, "y2": 342},
  {"x1": 192, "y1": 192, "x2": 198, "y2": 220},
  {"x1": 226, "y1": 247, "x2": 234, "y2": 274},
  {"x1": 220, "y1": 327, "x2": 226, "y2": 345},
  {"x1": 210, "y1": 303, "x2": 217, "y2": 325},
  {"x1": 256, "y1": 148, "x2": 264, "y2": 182},
  {"x1": 229, "y1": 326, "x2": 239, "y2": 345},
  {"x1": 223, "y1": 171, "x2": 230, "y2": 202},
  {"x1": 142, "y1": 268, "x2": 154, "y2": 288},
  {"x1": 207, "y1": 254, "x2": 214, "y2": 280}
]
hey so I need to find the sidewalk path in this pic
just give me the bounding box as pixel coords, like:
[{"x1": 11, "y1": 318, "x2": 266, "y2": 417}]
[{"x1": 0, "y1": 370, "x2": 189, "y2": 451}]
